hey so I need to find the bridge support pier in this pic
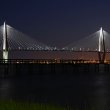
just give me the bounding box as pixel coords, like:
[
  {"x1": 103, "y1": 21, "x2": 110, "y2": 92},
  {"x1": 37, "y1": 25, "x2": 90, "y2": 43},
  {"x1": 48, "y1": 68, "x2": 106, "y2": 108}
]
[
  {"x1": 3, "y1": 22, "x2": 8, "y2": 61},
  {"x1": 98, "y1": 52, "x2": 105, "y2": 63},
  {"x1": 98, "y1": 27, "x2": 105, "y2": 63}
]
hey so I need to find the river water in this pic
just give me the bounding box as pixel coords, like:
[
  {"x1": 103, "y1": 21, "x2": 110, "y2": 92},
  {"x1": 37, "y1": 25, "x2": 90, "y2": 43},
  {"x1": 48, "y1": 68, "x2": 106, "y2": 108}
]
[{"x1": 0, "y1": 73, "x2": 110, "y2": 110}]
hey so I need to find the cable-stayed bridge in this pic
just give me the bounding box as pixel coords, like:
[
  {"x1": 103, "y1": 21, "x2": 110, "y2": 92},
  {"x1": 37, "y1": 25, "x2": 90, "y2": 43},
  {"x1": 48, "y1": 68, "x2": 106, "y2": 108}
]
[{"x1": 0, "y1": 22, "x2": 110, "y2": 63}]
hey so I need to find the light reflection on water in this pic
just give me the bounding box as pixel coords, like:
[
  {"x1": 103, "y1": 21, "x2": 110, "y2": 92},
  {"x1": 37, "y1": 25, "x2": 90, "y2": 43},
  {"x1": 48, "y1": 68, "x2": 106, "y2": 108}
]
[
  {"x1": 0, "y1": 73, "x2": 110, "y2": 109},
  {"x1": 91, "y1": 74, "x2": 109, "y2": 110}
]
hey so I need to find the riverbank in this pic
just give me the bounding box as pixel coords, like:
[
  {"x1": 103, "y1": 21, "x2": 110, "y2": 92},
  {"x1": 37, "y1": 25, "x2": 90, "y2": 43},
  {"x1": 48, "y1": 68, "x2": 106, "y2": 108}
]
[{"x1": 0, "y1": 100, "x2": 66, "y2": 110}]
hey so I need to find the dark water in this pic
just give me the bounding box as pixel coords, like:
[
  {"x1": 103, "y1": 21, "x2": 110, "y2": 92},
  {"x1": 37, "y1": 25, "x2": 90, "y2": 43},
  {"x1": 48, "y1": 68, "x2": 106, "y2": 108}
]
[{"x1": 0, "y1": 72, "x2": 110, "y2": 110}]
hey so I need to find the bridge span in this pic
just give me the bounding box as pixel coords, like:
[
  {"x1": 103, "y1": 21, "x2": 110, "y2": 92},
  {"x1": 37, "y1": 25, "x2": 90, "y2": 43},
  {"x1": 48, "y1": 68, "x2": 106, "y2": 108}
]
[{"x1": 0, "y1": 22, "x2": 110, "y2": 64}]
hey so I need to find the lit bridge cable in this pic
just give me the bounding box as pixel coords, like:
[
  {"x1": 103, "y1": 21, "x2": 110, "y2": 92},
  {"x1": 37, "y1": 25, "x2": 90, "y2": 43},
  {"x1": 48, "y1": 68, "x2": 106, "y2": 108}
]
[
  {"x1": 0, "y1": 24, "x2": 52, "y2": 51},
  {"x1": 63, "y1": 28, "x2": 110, "y2": 52}
]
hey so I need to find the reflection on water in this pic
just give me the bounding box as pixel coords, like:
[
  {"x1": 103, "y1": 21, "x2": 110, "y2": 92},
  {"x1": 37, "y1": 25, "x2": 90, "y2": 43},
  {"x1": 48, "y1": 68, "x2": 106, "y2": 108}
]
[
  {"x1": 0, "y1": 73, "x2": 110, "y2": 109},
  {"x1": 0, "y1": 79, "x2": 12, "y2": 99},
  {"x1": 88, "y1": 74, "x2": 107, "y2": 110}
]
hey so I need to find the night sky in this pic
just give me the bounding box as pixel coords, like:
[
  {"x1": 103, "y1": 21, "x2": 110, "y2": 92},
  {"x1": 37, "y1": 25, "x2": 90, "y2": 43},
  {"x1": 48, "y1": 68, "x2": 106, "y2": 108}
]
[{"x1": 0, "y1": 0, "x2": 110, "y2": 47}]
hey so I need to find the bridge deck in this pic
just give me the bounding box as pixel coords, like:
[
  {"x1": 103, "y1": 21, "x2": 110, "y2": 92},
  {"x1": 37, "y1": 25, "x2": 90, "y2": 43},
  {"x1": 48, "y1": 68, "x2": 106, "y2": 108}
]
[{"x1": 0, "y1": 51, "x2": 110, "y2": 63}]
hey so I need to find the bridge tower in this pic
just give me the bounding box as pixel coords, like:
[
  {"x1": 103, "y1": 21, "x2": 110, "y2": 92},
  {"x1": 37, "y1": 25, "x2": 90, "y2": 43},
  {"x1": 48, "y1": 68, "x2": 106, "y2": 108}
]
[
  {"x1": 3, "y1": 22, "x2": 8, "y2": 61},
  {"x1": 98, "y1": 27, "x2": 106, "y2": 63}
]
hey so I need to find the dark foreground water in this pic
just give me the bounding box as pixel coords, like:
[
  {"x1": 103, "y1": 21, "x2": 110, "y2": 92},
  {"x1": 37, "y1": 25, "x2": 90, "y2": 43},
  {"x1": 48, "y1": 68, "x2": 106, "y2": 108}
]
[{"x1": 0, "y1": 72, "x2": 110, "y2": 110}]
